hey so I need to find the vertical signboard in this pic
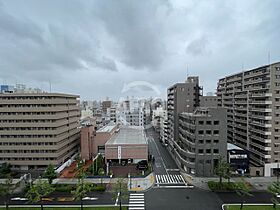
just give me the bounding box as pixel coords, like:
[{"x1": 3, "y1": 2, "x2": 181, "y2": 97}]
[{"x1": 118, "y1": 146, "x2": 121, "y2": 160}]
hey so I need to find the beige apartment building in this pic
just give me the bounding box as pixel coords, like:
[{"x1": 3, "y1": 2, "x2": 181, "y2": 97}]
[
  {"x1": 217, "y1": 62, "x2": 280, "y2": 176},
  {"x1": 0, "y1": 93, "x2": 80, "y2": 171}
]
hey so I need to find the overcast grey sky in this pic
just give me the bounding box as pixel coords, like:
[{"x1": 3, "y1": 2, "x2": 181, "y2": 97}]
[{"x1": 0, "y1": 0, "x2": 279, "y2": 100}]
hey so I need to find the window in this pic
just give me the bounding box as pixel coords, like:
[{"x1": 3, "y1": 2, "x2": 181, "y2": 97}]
[
  {"x1": 206, "y1": 149, "x2": 211, "y2": 154},
  {"x1": 206, "y1": 130, "x2": 211, "y2": 135},
  {"x1": 198, "y1": 149, "x2": 204, "y2": 154},
  {"x1": 206, "y1": 121, "x2": 211, "y2": 125},
  {"x1": 214, "y1": 130, "x2": 219, "y2": 135},
  {"x1": 206, "y1": 140, "x2": 211, "y2": 144},
  {"x1": 199, "y1": 140, "x2": 204, "y2": 144},
  {"x1": 198, "y1": 130, "x2": 204, "y2": 135},
  {"x1": 206, "y1": 160, "x2": 212, "y2": 164},
  {"x1": 213, "y1": 149, "x2": 219, "y2": 154},
  {"x1": 214, "y1": 140, "x2": 219, "y2": 144},
  {"x1": 214, "y1": 121, "x2": 219, "y2": 125},
  {"x1": 199, "y1": 121, "x2": 204, "y2": 125}
]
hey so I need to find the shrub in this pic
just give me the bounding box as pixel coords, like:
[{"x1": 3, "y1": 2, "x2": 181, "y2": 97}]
[
  {"x1": 54, "y1": 184, "x2": 76, "y2": 192},
  {"x1": 208, "y1": 181, "x2": 238, "y2": 191},
  {"x1": 91, "y1": 185, "x2": 106, "y2": 192}
]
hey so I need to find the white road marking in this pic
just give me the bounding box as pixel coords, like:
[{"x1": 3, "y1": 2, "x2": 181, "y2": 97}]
[
  {"x1": 129, "y1": 193, "x2": 145, "y2": 210},
  {"x1": 115, "y1": 192, "x2": 120, "y2": 206}
]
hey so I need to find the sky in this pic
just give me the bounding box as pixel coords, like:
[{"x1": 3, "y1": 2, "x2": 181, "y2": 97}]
[{"x1": 0, "y1": 0, "x2": 280, "y2": 100}]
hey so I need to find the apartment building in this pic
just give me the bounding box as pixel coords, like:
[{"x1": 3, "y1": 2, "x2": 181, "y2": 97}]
[
  {"x1": 167, "y1": 76, "x2": 202, "y2": 149},
  {"x1": 175, "y1": 107, "x2": 227, "y2": 176},
  {"x1": 217, "y1": 62, "x2": 280, "y2": 176},
  {"x1": 0, "y1": 93, "x2": 80, "y2": 171},
  {"x1": 102, "y1": 100, "x2": 112, "y2": 114}
]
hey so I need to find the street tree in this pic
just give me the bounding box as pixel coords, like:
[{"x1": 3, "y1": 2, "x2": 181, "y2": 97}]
[
  {"x1": 235, "y1": 180, "x2": 252, "y2": 209},
  {"x1": 214, "y1": 156, "x2": 230, "y2": 185},
  {"x1": 268, "y1": 181, "x2": 280, "y2": 209},
  {"x1": 43, "y1": 164, "x2": 57, "y2": 184},
  {"x1": 0, "y1": 163, "x2": 11, "y2": 178},
  {"x1": 72, "y1": 159, "x2": 92, "y2": 210},
  {"x1": 98, "y1": 168, "x2": 105, "y2": 185},
  {"x1": 0, "y1": 175, "x2": 17, "y2": 210},
  {"x1": 26, "y1": 179, "x2": 54, "y2": 210},
  {"x1": 112, "y1": 178, "x2": 129, "y2": 210}
]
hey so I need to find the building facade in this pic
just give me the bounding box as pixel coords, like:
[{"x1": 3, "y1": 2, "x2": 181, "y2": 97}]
[
  {"x1": 0, "y1": 93, "x2": 80, "y2": 171},
  {"x1": 174, "y1": 107, "x2": 227, "y2": 176},
  {"x1": 167, "y1": 76, "x2": 202, "y2": 149},
  {"x1": 217, "y1": 62, "x2": 280, "y2": 176},
  {"x1": 80, "y1": 125, "x2": 95, "y2": 161}
]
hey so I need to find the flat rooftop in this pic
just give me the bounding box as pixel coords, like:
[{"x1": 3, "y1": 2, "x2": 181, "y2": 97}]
[
  {"x1": 106, "y1": 126, "x2": 147, "y2": 145},
  {"x1": 97, "y1": 122, "x2": 116, "y2": 133}
]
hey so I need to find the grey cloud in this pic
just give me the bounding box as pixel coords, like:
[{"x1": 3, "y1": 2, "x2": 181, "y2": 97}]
[
  {"x1": 92, "y1": 0, "x2": 171, "y2": 70},
  {"x1": 0, "y1": 4, "x2": 118, "y2": 83},
  {"x1": 186, "y1": 36, "x2": 210, "y2": 56}
]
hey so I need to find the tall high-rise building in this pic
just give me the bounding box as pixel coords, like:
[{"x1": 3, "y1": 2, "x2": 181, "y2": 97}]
[
  {"x1": 167, "y1": 76, "x2": 202, "y2": 149},
  {"x1": 217, "y1": 62, "x2": 280, "y2": 176},
  {"x1": 0, "y1": 93, "x2": 80, "y2": 171}
]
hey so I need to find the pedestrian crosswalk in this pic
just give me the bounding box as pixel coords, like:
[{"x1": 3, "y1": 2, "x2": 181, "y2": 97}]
[
  {"x1": 129, "y1": 193, "x2": 145, "y2": 210},
  {"x1": 155, "y1": 174, "x2": 185, "y2": 184}
]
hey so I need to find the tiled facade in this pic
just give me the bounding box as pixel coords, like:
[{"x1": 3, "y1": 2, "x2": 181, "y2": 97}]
[{"x1": 0, "y1": 93, "x2": 80, "y2": 171}]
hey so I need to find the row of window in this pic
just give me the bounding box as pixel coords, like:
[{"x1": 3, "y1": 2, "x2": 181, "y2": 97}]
[
  {"x1": 0, "y1": 119, "x2": 56, "y2": 123},
  {"x1": 198, "y1": 148, "x2": 219, "y2": 154},
  {"x1": 0, "y1": 96, "x2": 70, "y2": 100},
  {"x1": 0, "y1": 150, "x2": 56, "y2": 153},
  {"x1": 0, "y1": 127, "x2": 57, "y2": 130},
  {"x1": 198, "y1": 139, "x2": 219, "y2": 144},
  {"x1": 198, "y1": 130, "x2": 219, "y2": 135},
  {"x1": 0, "y1": 157, "x2": 56, "y2": 161},
  {"x1": 198, "y1": 120, "x2": 219, "y2": 125},
  {"x1": 0, "y1": 142, "x2": 56, "y2": 146}
]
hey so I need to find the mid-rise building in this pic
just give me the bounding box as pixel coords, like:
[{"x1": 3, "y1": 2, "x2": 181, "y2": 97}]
[
  {"x1": 175, "y1": 107, "x2": 227, "y2": 176},
  {"x1": 0, "y1": 93, "x2": 80, "y2": 171},
  {"x1": 167, "y1": 76, "x2": 202, "y2": 149},
  {"x1": 102, "y1": 100, "x2": 112, "y2": 114},
  {"x1": 217, "y1": 62, "x2": 280, "y2": 176},
  {"x1": 80, "y1": 125, "x2": 94, "y2": 161}
]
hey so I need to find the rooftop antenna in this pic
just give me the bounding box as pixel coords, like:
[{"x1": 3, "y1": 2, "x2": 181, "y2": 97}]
[
  {"x1": 268, "y1": 51, "x2": 271, "y2": 65},
  {"x1": 186, "y1": 64, "x2": 189, "y2": 77}
]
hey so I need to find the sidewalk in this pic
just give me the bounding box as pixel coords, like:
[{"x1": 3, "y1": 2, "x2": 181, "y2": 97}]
[
  {"x1": 128, "y1": 173, "x2": 154, "y2": 192},
  {"x1": 53, "y1": 172, "x2": 155, "y2": 192},
  {"x1": 181, "y1": 172, "x2": 278, "y2": 191}
]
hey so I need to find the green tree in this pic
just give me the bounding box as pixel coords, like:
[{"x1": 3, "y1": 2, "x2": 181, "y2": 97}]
[
  {"x1": 0, "y1": 176, "x2": 17, "y2": 210},
  {"x1": 0, "y1": 163, "x2": 11, "y2": 178},
  {"x1": 235, "y1": 180, "x2": 253, "y2": 209},
  {"x1": 268, "y1": 181, "x2": 280, "y2": 209},
  {"x1": 214, "y1": 156, "x2": 229, "y2": 185},
  {"x1": 43, "y1": 164, "x2": 57, "y2": 184},
  {"x1": 72, "y1": 159, "x2": 92, "y2": 210},
  {"x1": 26, "y1": 179, "x2": 54, "y2": 210},
  {"x1": 98, "y1": 168, "x2": 105, "y2": 185},
  {"x1": 112, "y1": 178, "x2": 129, "y2": 210}
]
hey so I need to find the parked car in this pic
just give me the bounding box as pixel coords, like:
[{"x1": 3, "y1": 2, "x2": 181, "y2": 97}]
[{"x1": 136, "y1": 160, "x2": 148, "y2": 170}]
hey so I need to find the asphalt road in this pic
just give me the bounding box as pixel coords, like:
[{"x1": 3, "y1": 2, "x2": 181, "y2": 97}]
[
  {"x1": 146, "y1": 188, "x2": 223, "y2": 210},
  {"x1": 146, "y1": 128, "x2": 178, "y2": 174}
]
